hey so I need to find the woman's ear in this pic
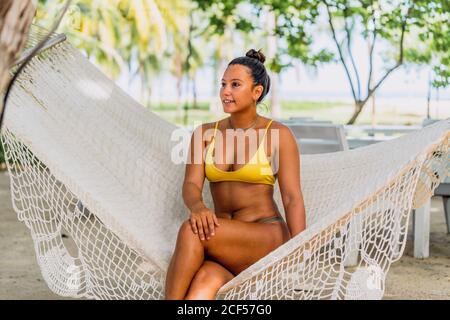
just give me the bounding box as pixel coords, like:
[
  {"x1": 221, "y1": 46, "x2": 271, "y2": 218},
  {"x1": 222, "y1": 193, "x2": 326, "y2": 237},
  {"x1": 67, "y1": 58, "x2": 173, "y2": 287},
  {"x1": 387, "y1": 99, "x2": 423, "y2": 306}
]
[{"x1": 252, "y1": 84, "x2": 264, "y2": 102}]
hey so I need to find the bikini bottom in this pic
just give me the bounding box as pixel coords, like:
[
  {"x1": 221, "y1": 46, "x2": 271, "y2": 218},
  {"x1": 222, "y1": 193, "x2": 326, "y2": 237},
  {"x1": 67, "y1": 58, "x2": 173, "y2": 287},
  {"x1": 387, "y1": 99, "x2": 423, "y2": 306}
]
[{"x1": 255, "y1": 216, "x2": 284, "y2": 224}]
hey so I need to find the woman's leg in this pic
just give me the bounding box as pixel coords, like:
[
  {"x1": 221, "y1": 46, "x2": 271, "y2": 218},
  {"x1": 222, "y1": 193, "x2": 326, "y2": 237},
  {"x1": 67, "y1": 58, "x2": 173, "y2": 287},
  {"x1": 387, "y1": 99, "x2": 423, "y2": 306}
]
[
  {"x1": 165, "y1": 220, "x2": 204, "y2": 300},
  {"x1": 201, "y1": 218, "x2": 290, "y2": 275},
  {"x1": 165, "y1": 217, "x2": 289, "y2": 299},
  {"x1": 184, "y1": 260, "x2": 234, "y2": 300}
]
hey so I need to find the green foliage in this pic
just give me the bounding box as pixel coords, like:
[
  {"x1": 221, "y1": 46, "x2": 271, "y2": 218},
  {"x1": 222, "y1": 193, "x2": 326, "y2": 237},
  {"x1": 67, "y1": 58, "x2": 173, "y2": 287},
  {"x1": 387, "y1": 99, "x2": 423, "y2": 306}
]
[
  {"x1": 36, "y1": 0, "x2": 191, "y2": 82},
  {"x1": 406, "y1": 0, "x2": 449, "y2": 88},
  {"x1": 192, "y1": 0, "x2": 449, "y2": 124},
  {"x1": 192, "y1": 0, "x2": 449, "y2": 86},
  {"x1": 192, "y1": 0, "x2": 333, "y2": 72},
  {"x1": 33, "y1": 1, "x2": 448, "y2": 124}
]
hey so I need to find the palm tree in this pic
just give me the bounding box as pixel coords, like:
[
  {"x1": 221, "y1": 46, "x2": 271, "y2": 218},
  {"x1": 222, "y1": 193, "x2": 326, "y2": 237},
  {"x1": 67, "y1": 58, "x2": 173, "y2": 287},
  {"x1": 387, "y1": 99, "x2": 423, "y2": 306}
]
[
  {"x1": 36, "y1": 0, "x2": 190, "y2": 106},
  {"x1": 166, "y1": 4, "x2": 206, "y2": 122},
  {"x1": 208, "y1": 18, "x2": 234, "y2": 116},
  {"x1": 265, "y1": 8, "x2": 281, "y2": 119}
]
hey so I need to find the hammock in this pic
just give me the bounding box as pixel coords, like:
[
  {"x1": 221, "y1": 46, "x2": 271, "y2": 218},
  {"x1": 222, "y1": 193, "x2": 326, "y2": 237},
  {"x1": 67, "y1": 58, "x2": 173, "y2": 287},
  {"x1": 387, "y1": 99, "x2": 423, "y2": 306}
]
[{"x1": 1, "y1": 36, "x2": 449, "y2": 300}]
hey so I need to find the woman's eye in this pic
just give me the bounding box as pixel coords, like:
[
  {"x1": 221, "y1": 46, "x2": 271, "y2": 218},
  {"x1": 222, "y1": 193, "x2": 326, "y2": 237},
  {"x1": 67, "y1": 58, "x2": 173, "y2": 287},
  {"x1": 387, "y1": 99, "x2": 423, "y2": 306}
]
[{"x1": 220, "y1": 82, "x2": 240, "y2": 88}]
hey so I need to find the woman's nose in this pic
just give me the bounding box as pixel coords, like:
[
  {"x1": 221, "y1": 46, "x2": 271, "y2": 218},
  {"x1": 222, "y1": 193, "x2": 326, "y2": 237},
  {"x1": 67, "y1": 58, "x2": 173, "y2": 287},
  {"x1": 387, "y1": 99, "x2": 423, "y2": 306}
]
[{"x1": 221, "y1": 85, "x2": 231, "y2": 95}]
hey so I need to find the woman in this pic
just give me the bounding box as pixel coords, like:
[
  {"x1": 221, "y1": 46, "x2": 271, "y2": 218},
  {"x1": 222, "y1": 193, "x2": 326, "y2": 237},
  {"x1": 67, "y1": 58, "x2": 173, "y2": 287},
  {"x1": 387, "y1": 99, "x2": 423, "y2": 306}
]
[{"x1": 165, "y1": 49, "x2": 306, "y2": 300}]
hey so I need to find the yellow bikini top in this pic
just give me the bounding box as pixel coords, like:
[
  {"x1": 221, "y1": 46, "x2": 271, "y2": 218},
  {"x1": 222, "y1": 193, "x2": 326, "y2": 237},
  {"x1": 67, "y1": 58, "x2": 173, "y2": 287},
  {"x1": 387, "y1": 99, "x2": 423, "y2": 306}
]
[{"x1": 205, "y1": 119, "x2": 276, "y2": 186}]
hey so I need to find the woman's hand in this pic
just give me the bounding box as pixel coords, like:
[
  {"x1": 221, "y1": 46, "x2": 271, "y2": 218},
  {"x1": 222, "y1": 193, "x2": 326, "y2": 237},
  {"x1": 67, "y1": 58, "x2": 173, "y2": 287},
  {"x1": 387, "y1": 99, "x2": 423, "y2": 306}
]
[{"x1": 189, "y1": 206, "x2": 220, "y2": 241}]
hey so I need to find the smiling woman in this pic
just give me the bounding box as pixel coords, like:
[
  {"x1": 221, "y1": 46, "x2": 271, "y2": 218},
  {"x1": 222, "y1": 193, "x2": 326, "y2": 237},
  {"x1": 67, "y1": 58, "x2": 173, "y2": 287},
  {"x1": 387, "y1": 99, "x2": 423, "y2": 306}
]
[
  {"x1": 164, "y1": 49, "x2": 306, "y2": 300},
  {"x1": 222, "y1": 49, "x2": 271, "y2": 109},
  {"x1": 3, "y1": 31, "x2": 449, "y2": 300}
]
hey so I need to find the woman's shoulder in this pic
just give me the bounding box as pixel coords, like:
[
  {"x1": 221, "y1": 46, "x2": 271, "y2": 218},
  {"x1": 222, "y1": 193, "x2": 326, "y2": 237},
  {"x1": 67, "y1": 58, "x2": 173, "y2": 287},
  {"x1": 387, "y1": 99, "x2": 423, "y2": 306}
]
[
  {"x1": 196, "y1": 117, "x2": 290, "y2": 132},
  {"x1": 262, "y1": 117, "x2": 290, "y2": 132},
  {"x1": 192, "y1": 121, "x2": 218, "y2": 134},
  {"x1": 264, "y1": 118, "x2": 297, "y2": 147},
  {"x1": 191, "y1": 121, "x2": 220, "y2": 146}
]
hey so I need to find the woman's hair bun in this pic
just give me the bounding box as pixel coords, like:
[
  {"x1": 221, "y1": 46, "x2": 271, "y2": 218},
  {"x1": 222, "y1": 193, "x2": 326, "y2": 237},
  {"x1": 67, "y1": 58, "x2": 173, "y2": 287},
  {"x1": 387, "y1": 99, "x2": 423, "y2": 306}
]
[{"x1": 245, "y1": 49, "x2": 266, "y2": 64}]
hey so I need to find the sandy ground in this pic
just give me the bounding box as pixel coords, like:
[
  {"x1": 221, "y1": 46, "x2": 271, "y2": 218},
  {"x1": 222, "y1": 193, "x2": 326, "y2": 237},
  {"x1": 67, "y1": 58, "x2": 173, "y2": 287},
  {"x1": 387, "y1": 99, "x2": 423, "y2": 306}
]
[
  {"x1": 0, "y1": 170, "x2": 449, "y2": 300},
  {"x1": 384, "y1": 198, "x2": 450, "y2": 300}
]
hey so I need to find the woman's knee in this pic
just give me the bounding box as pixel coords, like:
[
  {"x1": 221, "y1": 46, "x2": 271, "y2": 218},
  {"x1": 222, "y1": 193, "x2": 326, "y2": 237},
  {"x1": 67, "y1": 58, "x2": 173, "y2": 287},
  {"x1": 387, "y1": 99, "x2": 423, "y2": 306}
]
[
  {"x1": 177, "y1": 219, "x2": 202, "y2": 246},
  {"x1": 185, "y1": 261, "x2": 233, "y2": 300},
  {"x1": 194, "y1": 261, "x2": 234, "y2": 284},
  {"x1": 179, "y1": 219, "x2": 195, "y2": 237}
]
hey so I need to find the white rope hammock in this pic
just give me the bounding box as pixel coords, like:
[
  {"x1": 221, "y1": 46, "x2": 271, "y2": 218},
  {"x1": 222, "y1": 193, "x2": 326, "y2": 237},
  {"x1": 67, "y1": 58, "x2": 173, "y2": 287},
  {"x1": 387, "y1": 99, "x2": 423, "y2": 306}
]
[{"x1": 1, "y1": 39, "x2": 449, "y2": 300}]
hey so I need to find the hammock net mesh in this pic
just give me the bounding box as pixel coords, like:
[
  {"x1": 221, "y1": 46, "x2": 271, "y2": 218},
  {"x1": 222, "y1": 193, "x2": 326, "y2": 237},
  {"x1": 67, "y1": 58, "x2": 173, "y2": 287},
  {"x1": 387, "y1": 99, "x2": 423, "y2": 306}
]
[{"x1": 1, "y1": 39, "x2": 449, "y2": 300}]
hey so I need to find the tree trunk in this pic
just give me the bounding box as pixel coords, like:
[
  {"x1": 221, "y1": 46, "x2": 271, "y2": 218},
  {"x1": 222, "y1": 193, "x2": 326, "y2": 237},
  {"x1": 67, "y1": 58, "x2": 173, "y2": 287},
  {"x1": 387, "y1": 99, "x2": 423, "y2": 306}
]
[
  {"x1": 183, "y1": 76, "x2": 189, "y2": 126},
  {"x1": 209, "y1": 57, "x2": 219, "y2": 114},
  {"x1": 151, "y1": 77, "x2": 161, "y2": 109},
  {"x1": 174, "y1": 53, "x2": 183, "y2": 121},
  {"x1": 141, "y1": 82, "x2": 150, "y2": 109},
  {"x1": 192, "y1": 72, "x2": 198, "y2": 109},
  {"x1": 347, "y1": 101, "x2": 365, "y2": 125},
  {"x1": 176, "y1": 76, "x2": 183, "y2": 121},
  {"x1": 270, "y1": 73, "x2": 281, "y2": 118},
  {"x1": 426, "y1": 69, "x2": 431, "y2": 119},
  {"x1": 0, "y1": 0, "x2": 36, "y2": 93},
  {"x1": 265, "y1": 9, "x2": 281, "y2": 118},
  {"x1": 371, "y1": 93, "x2": 376, "y2": 126},
  {"x1": 209, "y1": 57, "x2": 225, "y2": 116}
]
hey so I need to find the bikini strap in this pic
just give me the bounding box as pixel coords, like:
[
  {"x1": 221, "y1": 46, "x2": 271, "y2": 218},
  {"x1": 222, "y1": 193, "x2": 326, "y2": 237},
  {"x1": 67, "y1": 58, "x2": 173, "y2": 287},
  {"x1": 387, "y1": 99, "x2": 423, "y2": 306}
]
[
  {"x1": 212, "y1": 121, "x2": 219, "y2": 140},
  {"x1": 214, "y1": 121, "x2": 219, "y2": 132},
  {"x1": 206, "y1": 121, "x2": 219, "y2": 161},
  {"x1": 262, "y1": 119, "x2": 274, "y2": 140},
  {"x1": 207, "y1": 121, "x2": 220, "y2": 150}
]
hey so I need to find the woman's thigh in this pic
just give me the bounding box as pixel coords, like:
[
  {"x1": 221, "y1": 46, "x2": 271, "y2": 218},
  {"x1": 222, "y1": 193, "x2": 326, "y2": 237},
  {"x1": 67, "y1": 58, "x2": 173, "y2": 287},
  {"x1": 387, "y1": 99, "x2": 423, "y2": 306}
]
[{"x1": 200, "y1": 218, "x2": 290, "y2": 275}]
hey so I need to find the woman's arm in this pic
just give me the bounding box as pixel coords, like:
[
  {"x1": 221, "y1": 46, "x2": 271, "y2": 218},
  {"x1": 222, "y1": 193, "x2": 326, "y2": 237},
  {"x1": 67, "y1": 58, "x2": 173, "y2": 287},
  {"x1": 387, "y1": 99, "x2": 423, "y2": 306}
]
[
  {"x1": 276, "y1": 125, "x2": 306, "y2": 238},
  {"x1": 182, "y1": 124, "x2": 220, "y2": 240},
  {"x1": 183, "y1": 124, "x2": 208, "y2": 211}
]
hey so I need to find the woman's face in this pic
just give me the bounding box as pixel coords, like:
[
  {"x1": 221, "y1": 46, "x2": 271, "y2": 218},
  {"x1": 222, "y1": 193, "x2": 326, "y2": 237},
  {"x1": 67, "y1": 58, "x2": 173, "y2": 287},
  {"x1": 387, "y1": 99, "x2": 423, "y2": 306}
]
[{"x1": 220, "y1": 64, "x2": 263, "y2": 113}]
